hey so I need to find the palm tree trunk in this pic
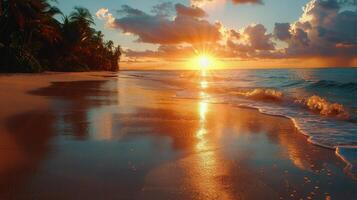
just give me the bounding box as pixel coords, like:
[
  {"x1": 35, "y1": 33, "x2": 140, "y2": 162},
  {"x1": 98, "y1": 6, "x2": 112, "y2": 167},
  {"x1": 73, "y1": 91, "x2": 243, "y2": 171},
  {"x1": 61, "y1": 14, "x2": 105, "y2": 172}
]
[
  {"x1": 0, "y1": 0, "x2": 3, "y2": 16},
  {"x1": 27, "y1": 30, "x2": 34, "y2": 46}
]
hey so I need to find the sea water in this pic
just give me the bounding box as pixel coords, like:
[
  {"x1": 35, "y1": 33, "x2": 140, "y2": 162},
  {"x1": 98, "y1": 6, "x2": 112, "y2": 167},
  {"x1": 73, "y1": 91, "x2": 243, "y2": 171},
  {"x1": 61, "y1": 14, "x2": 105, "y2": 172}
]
[{"x1": 123, "y1": 68, "x2": 357, "y2": 176}]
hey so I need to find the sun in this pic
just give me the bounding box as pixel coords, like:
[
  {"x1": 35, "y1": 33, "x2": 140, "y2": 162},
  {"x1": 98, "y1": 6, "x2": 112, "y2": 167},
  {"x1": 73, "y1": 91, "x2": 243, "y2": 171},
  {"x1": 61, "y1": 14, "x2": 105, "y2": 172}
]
[
  {"x1": 197, "y1": 55, "x2": 214, "y2": 70},
  {"x1": 199, "y1": 56, "x2": 210, "y2": 69},
  {"x1": 187, "y1": 53, "x2": 218, "y2": 71}
]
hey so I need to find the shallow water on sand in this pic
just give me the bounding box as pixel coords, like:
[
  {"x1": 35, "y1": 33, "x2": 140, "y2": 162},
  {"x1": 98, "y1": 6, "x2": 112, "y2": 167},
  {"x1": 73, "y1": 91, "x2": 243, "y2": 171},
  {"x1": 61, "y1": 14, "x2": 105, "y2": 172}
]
[
  {"x1": 126, "y1": 69, "x2": 357, "y2": 175},
  {"x1": 0, "y1": 72, "x2": 356, "y2": 199}
]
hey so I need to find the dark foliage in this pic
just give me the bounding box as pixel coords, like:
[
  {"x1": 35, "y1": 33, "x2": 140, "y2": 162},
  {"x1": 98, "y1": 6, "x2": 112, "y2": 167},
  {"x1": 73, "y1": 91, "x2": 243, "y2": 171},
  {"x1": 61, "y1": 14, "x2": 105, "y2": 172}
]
[{"x1": 0, "y1": 0, "x2": 122, "y2": 72}]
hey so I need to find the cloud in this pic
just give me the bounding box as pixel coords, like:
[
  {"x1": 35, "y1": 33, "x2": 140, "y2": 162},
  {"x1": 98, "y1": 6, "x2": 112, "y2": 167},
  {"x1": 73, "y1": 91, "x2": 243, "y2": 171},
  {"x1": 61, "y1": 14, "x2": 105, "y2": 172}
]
[
  {"x1": 273, "y1": 23, "x2": 291, "y2": 41},
  {"x1": 175, "y1": 3, "x2": 207, "y2": 17},
  {"x1": 191, "y1": 0, "x2": 263, "y2": 6},
  {"x1": 229, "y1": 29, "x2": 241, "y2": 40},
  {"x1": 124, "y1": 22, "x2": 276, "y2": 59},
  {"x1": 275, "y1": 0, "x2": 357, "y2": 61},
  {"x1": 97, "y1": 4, "x2": 221, "y2": 44},
  {"x1": 224, "y1": 24, "x2": 276, "y2": 58},
  {"x1": 98, "y1": 0, "x2": 357, "y2": 66},
  {"x1": 96, "y1": 8, "x2": 115, "y2": 28},
  {"x1": 125, "y1": 45, "x2": 196, "y2": 59},
  {"x1": 151, "y1": 2, "x2": 175, "y2": 17},
  {"x1": 243, "y1": 24, "x2": 275, "y2": 50},
  {"x1": 231, "y1": 0, "x2": 263, "y2": 4}
]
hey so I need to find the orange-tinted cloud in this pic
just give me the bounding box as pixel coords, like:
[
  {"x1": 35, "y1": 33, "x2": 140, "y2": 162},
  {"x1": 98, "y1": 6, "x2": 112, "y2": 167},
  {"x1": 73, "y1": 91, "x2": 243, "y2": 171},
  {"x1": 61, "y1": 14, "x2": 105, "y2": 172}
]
[
  {"x1": 231, "y1": 0, "x2": 263, "y2": 4},
  {"x1": 98, "y1": 4, "x2": 221, "y2": 45},
  {"x1": 175, "y1": 4, "x2": 207, "y2": 18},
  {"x1": 98, "y1": 0, "x2": 357, "y2": 67},
  {"x1": 273, "y1": 0, "x2": 357, "y2": 63},
  {"x1": 125, "y1": 45, "x2": 196, "y2": 60},
  {"x1": 191, "y1": 0, "x2": 263, "y2": 6},
  {"x1": 243, "y1": 24, "x2": 274, "y2": 50}
]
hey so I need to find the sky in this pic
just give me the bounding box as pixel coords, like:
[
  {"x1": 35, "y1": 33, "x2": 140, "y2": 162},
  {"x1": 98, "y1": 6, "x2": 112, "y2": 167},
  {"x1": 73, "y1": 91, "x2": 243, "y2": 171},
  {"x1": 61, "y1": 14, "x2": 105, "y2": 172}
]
[{"x1": 56, "y1": 0, "x2": 357, "y2": 69}]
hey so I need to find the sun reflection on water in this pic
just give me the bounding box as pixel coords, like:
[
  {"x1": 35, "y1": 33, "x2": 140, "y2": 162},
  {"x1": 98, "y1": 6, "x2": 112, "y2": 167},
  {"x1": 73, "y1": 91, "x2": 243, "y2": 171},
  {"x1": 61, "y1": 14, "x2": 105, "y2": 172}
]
[
  {"x1": 196, "y1": 69, "x2": 209, "y2": 151},
  {"x1": 201, "y1": 70, "x2": 207, "y2": 77},
  {"x1": 199, "y1": 101, "x2": 208, "y2": 122},
  {"x1": 200, "y1": 80, "x2": 208, "y2": 89},
  {"x1": 196, "y1": 101, "x2": 208, "y2": 150},
  {"x1": 192, "y1": 89, "x2": 233, "y2": 199}
]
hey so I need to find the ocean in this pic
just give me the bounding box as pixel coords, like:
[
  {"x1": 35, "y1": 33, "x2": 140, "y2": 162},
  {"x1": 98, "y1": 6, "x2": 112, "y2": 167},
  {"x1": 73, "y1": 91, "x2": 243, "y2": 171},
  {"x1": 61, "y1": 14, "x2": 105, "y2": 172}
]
[{"x1": 123, "y1": 68, "x2": 357, "y2": 175}]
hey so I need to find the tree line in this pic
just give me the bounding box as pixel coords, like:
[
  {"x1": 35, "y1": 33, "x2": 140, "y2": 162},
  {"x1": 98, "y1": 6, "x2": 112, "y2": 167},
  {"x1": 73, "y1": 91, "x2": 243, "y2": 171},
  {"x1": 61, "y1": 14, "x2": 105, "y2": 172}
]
[{"x1": 0, "y1": 0, "x2": 122, "y2": 72}]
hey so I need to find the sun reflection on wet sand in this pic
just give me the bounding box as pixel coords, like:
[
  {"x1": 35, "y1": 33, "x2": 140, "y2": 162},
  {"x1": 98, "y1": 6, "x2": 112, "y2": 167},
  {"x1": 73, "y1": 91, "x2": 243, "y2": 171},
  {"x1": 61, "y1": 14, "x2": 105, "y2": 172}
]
[
  {"x1": 197, "y1": 76, "x2": 209, "y2": 151},
  {"x1": 189, "y1": 78, "x2": 234, "y2": 199},
  {"x1": 200, "y1": 80, "x2": 208, "y2": 89},
  {"x1": 196, "y1": 101, "x2": 208, "y2": 151}
]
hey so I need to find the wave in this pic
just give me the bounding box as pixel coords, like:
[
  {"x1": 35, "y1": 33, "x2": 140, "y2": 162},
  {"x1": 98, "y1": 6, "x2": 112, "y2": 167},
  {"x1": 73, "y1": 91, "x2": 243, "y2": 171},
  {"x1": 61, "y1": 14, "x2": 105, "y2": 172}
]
[
  {"x1": 308, "y1": 80, "x2": 357, "y2": 90},
  {"x1": 295, "y1": 95, "x2": 350, "y2": 119},
  {"x1": 228, "y1": 90, "x2": 356, "y2": 178},
  {"x1": 281, "y1": 80, "x2": 305, "y2": 87},
  {"x1": 231, "y1": 88, "x2": 351, "y2": 120},
  {"x1": 266, "y1": 75, "x2": 288, "y2": 79},
  {"x1": 232, "y1": 88, "x2": 284, "y2": 102}
]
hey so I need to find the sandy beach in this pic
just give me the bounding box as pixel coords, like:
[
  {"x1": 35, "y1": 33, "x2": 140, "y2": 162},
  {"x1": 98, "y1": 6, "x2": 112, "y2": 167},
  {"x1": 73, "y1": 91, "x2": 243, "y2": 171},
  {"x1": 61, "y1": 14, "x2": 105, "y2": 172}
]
[{"x1": 0, "y1": 72, "x2": 356, "y2": 200}]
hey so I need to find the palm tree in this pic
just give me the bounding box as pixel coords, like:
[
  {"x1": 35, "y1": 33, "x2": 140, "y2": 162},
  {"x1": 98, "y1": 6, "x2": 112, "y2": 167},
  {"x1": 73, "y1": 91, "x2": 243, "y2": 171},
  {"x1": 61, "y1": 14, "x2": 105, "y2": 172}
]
[
  {"x1": 69, "y1": 6, "x2": 94, "y2": 26},
  {"x1": 69, "y1": 7, "x2": 94, "y2": 43},
  {"x1": 32, "y1": 0, "x2": 62, "y2": 44},
  {"x1": 105, "y1": 40, "x2": 114, "y2": 51},
  {"x1": 1, "y1": 2, "x2": 122, "y2": 72},
  {"x1": 0, "y1": 1, "x2": 3, "y2": 16},
  {"x1": 113, "y1": 45, "x2": 122, "y2": 71},
  {"x1": 0, "y1": 0, "x2": 62, "y2": 72},
  {"x1": 55, "y1": 8, "x2": 97, "y2": 71},
  {"x1": 0, "y1": 0, "x2": 61, "y2": 45}
]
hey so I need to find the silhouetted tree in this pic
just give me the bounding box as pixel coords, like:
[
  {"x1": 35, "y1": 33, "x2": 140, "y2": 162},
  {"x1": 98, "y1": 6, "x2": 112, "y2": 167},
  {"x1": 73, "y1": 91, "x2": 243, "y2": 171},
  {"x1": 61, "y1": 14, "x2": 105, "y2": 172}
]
[{"x1": 0, "y1": 1, "x2": 121, "y2": 72}]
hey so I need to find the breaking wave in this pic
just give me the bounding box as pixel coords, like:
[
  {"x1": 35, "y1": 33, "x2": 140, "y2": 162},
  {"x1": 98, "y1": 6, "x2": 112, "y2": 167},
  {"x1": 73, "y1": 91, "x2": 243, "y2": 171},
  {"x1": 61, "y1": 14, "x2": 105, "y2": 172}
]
[
  {"x1": 295, "y1": 95, "x2": 350, "y2": 119},
  {"x1": 232, "y1": 88, "x2": 284, "y2": 102},
  {"x1": 231, "y1": 88, "x2": 351, "y2": 120}
]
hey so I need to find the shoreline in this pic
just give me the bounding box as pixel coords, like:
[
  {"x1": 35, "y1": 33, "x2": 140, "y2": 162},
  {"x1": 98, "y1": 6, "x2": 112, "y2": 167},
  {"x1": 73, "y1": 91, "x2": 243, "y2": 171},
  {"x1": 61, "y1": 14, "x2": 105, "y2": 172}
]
[
  {"x1": 232, "y1": 102, "x2": 357, "y2": 180},
  {"x1": 0, "y1": 71, "x2": 354, "y2": 174},
  {"x1": 234, "y1": 104, "x2": 336, "y2": 150},
  {"x1": 336, "y1": 147, "x2": 357, "y2": 180},
  {"x1": 0, "y1": 72, "x2": 356, "y2": 199}
]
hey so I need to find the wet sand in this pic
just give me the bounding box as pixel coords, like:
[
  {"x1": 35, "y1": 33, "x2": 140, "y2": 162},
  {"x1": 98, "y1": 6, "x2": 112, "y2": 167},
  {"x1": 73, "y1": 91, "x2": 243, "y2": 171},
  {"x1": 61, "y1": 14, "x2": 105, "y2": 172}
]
[{"x1": 0, "y1": 72, "x2": 356, "y2": 199}]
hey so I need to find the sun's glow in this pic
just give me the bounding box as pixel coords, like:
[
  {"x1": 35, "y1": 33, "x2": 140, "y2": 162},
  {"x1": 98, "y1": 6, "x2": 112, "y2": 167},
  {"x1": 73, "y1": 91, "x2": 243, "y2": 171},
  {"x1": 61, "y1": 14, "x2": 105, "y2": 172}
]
[
  {"x1": 199, "y1": 56, "x2": 210, "y2": 68},
  {"x1": 185, "y1": 51, "x2": 223, "y2": 70},
  {"x1": 198, "y1": 55, "x2": 213, "y2": 70}
]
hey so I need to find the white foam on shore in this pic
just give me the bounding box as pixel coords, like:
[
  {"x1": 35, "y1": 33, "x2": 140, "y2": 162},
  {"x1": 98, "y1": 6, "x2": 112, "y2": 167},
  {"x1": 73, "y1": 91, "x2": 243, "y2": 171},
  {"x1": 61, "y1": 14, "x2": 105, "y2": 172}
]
[
  {"x1": 336, "y1": 147, "x2": 357, "y2": 180},
  {"x1": 233, "y1": 99, "x2": 357, "y2": 178},
  {"x1": 126, "y1": 70, "x2": 357, "y2": 179},
  {"x1": 175, "y1": 89, "x2": 357, "y2": 178}
]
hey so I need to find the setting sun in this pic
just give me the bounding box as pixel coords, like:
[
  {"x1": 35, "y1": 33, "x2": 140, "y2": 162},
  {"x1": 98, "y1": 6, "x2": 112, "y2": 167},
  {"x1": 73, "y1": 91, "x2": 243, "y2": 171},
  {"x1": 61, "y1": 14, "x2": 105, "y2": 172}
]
[
  {"x1": 199, "y1": 56, "x2": 210, "y2": 68},
  {"x1": 197, "y1": 55, "x2": 214, "y2": 70}
]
